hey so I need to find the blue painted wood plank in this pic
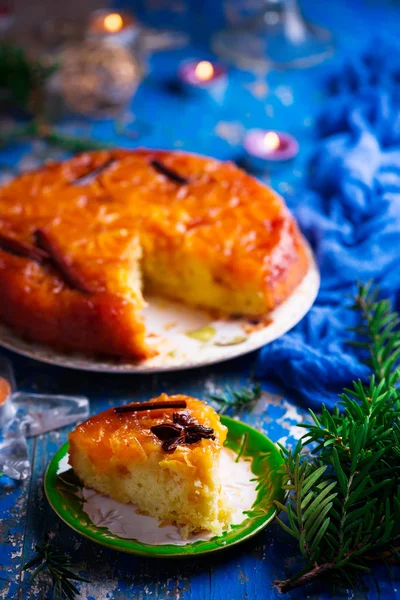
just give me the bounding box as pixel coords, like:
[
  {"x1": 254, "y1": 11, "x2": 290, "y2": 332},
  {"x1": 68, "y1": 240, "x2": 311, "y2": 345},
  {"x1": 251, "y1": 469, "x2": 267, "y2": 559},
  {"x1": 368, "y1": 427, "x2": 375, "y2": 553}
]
[
  {"x1": 2, "y1": 1, "x2": 400, "y2": 598},
  {"x1": 4, "y1": 350, "x2": 399, "y2": 599}
]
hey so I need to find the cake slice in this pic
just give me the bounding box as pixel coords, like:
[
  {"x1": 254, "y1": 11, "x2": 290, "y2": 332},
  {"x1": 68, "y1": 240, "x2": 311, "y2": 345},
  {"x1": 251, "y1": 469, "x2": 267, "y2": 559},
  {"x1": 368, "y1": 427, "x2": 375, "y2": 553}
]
[{"x1": 68, "y1": 394, "x2": 232, "y2": 536}]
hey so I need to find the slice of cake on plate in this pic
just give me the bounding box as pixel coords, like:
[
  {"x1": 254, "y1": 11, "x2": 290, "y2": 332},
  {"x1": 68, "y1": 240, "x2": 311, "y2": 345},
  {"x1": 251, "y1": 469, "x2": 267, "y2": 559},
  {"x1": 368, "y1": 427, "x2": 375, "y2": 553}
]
[{"x1": 68, "y1": 394, "x2": 232, "y2": 536}]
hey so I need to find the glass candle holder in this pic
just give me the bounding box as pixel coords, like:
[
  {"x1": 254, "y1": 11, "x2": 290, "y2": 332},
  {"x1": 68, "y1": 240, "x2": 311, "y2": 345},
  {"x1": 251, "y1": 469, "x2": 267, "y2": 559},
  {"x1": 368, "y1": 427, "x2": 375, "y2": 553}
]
[
  {"x1": 58, "y1": 38, "x2": 142, "y2": 118},
  {"x1": 212, "y1": 0, "x2": 333, "y2": 70},
  {"x1": 87, "y1": 9, "x2": 140, "y2": 49},
  {"x1": 0, "y1": 356, "x2": 89, "y2": 480}
]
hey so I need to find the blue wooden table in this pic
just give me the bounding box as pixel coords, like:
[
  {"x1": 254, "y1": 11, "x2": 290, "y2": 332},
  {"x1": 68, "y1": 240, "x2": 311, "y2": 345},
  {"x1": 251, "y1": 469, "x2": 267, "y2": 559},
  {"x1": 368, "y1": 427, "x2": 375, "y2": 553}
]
[{"x1": 1, "y1": 1, "x2": 400, "y2": 598}]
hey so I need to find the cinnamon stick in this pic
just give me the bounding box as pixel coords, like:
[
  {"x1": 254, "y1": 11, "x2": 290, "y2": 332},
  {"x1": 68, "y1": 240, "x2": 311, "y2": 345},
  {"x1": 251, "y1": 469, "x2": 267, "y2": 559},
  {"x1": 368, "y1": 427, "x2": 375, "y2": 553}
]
[
  {"x1": 150, "y1": 160, "x2": 189, "y2": 185},
  {"x1": 114, "y1": 400, "x2": 187, "y2": 414},
  {"x1": 0, "y1": 233, "x2": 49, "y2": 263},
  {"x1": 71, "y1": 158, "x2": 116, "y2": 186},
  {"x1": 34, "y1": 229, "x2": 94, "y2": 294}
]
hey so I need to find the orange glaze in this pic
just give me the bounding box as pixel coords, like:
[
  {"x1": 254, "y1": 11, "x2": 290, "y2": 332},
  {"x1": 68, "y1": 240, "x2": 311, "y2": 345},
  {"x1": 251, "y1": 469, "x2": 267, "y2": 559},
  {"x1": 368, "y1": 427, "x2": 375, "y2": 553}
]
[
  {"x1": 69, "y1": 394, "x2": 227, "y2": 484},
  {"x1": 0, "y1": 149, "x2": 309, "y2": 359}
]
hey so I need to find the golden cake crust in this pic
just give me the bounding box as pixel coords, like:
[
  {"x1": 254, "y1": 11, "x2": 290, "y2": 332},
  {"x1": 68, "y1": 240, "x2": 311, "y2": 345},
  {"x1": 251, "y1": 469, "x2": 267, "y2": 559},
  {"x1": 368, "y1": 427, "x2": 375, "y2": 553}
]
[{"x1": 0, "y1": 149, "x2": 309, "y2": 359}]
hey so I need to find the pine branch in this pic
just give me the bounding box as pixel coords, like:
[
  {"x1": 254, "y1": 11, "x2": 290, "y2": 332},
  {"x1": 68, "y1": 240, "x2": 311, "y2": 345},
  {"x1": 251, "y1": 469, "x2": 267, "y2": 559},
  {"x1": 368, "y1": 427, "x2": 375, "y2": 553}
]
[
  {"x1": 22, "y1": 542, "x2": 89, "y2": 599},
  {"x1": 209, "y1": 383, "x2": 262, "y2": 415},
  {"x1": 0, "y1": 41, "x2": 111, "y2": 153},
  {"x1": 0, "y1": 40, "x2": 57, "y2": 114},
  {"x1": 0, "y1": 121, "x2": 111, "y2": 153},
  {"x1": 349, "y1": 281, "x2": 400, "y2": 392},
  {"x1": 275, "y1": 283, "x2": 400, "y2": 593},
  {"x1": 275, "y1": 561, "x2": 335, "y2": 594}
]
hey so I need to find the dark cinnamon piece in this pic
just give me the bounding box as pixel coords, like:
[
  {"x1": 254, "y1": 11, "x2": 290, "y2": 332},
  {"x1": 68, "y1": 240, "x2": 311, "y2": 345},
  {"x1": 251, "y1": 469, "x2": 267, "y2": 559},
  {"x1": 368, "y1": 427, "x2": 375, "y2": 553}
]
[
  {"x1": 0, "y1": 233, "x2": 49, "y2": 263},
  {"x1": 71, "y1": 158, "x2": 116, "y2": 186},
  {"x1": 114, "y1": 400, "x2": 187, "y2": 414},
  {"x1": 34, "y1": 229, "x2": 94, "y2": 294},
  {"x1": 150, "y1": 159, "x2": 189, "y2": 185}
]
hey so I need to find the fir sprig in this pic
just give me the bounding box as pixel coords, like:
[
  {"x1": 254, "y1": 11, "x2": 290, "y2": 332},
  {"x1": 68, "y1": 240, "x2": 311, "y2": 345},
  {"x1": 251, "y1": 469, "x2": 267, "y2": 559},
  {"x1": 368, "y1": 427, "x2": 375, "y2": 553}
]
[
  {"x1": 209, "y1": 383, "x2": 262, "y2": 415},
  {"x1": 348, "y1": 281, "x2": 400, "y2": 392},
  {"x1": 274, "y1": 282, "x2": 400, "y2": 593},
  {"x1": 22, "y1": 542, "x2": 89, "y2": 599},
  {"x1": 0, "y1": 121, "x2": 112, "y2": 153},
  {"x1": 0, "y1": 40, "x2": 110, "y2": 153},
  {"x1": 0, "y1": 40, "x2": 57, "y2": 113}
]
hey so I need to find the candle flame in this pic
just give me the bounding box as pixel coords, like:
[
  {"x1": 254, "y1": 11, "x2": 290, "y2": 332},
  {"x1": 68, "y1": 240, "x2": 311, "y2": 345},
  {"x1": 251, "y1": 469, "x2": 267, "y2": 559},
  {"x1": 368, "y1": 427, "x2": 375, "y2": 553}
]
[
  {"x1": 195, "y1": 61, "x2": 214, "y2": 82},
  {"x1": 103, "y1": 13, "x2": 123, "y2": 33},
  {"x1": 263, "y1": 131, "x2": 280, "y2": 151}
]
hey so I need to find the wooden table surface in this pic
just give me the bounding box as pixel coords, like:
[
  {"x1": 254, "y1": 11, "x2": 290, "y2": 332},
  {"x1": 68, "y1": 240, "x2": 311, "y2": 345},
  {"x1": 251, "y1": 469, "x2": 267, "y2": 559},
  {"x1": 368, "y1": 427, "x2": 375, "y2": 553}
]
[
  {"x1": 1, "y1": 1, "x2": 400, "y2": 597},
  {"x1": 1, "y1": 351, "x2": 399, "y2": 599}
]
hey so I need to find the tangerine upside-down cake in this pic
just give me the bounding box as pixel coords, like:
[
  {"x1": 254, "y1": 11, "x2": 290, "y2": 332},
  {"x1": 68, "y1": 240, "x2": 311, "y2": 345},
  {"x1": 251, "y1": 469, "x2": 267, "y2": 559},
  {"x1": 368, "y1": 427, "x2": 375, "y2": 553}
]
[
  {"x1": 0, "y1": 149, "x2": 309, "y2": 360},
  {"x1": 69, "y1": 394, "x2": 230, "y2": 536}
]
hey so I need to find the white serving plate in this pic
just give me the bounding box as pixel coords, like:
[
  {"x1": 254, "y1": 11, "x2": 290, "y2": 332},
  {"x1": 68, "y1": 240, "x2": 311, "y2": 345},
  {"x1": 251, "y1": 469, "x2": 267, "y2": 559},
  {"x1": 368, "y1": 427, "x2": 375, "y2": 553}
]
[{"x1": 0, "y1": 243, "x2": 319, "y2": 373}]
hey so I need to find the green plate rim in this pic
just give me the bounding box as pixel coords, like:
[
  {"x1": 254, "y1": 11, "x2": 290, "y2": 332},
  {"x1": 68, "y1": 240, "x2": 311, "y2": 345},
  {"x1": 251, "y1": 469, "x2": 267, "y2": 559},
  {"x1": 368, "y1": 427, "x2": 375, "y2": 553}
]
[{"x1": 44, "y1": 416, "x2": 285, "y2": 557}]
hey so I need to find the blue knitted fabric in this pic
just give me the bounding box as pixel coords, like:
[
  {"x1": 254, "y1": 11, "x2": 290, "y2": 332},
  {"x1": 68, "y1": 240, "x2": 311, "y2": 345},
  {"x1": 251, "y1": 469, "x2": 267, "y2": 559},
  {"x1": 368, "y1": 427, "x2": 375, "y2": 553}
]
[{"x1": 257, "y1": 41, "x2": 400, "y2": 409}]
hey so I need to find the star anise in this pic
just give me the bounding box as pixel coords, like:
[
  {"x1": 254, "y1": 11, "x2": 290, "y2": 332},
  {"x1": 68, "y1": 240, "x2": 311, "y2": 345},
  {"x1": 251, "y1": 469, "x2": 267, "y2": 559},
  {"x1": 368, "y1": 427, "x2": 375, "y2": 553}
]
[
  {"x1": 151, "y1": 411, "x2": 215, "y2": 453},
  {"x1": 173, "y1": 411, "x2": 196, "y2": 426}
]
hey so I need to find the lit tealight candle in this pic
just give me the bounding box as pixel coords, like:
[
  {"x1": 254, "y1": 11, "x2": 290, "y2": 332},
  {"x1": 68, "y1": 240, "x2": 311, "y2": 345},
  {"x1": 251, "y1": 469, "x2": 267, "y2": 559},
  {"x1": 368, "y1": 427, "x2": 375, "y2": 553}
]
[
  {"x1": 263, "y1": 132, "x2": 281, "y2": 153},
  {"x1": 103, "y1": 13, "x2": 124, "y2": 33},
  {"x1": 87, "y1": 9, "x2": 139, "y2": 48},
  {"x1": 195, "y1": 60, "x2": 215, "y2": 81},
  {"x1": 179, "y1": 59, "x2": 227, "y2": 100},
  {"x1": 243, "y1": 129, "x2": 299, "y2": 170}
]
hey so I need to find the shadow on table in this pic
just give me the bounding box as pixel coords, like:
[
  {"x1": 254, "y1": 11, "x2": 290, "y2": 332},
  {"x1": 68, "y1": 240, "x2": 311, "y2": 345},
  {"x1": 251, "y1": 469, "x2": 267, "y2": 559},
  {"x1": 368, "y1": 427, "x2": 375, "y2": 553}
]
[{"x1": 5, "y1": 347, "x2": 258, "y2": 402}]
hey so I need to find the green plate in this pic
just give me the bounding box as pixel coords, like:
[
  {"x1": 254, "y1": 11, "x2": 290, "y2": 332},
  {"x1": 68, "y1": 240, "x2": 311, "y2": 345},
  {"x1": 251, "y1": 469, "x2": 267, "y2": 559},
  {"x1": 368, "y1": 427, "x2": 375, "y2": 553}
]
[{"x1": 44, "y1": 416, "x2": 285, "y2": 557}]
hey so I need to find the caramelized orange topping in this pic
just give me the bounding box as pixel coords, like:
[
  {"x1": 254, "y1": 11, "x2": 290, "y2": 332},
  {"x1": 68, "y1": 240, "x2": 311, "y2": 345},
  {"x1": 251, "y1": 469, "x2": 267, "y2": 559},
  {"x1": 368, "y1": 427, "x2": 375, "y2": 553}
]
[
  {"x1": 69, "y1": 394, "x2": 226, "y2": 477},
  {"x1": 0, "y1": 149, "x2": 309, "y2": 359}
]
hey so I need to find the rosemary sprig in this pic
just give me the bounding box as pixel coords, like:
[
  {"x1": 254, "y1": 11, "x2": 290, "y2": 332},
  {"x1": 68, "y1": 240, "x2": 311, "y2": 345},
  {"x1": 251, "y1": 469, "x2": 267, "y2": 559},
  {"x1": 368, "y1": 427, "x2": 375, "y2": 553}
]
[
  {"x1": 22, "y1": 542, "x2": 89, "y2": 599},
  {"x1": 0, "y1": 40, "x2": 57, "y2": 114},
  {"x1": 348, "y1": 280, "x2": 400, "y2": 394},
  {"x1": 0, "y1": 121, "x2": 111, "y2": 153},
  {"x1": 0, "y1": 40, "x2": 111, "y2": 153},
  {"x1": 209, "y1": 382, "x2": 262, "y2": 415},
  {"x1": 274, "y1": 282, "x2": 400, "y2": 593}
]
